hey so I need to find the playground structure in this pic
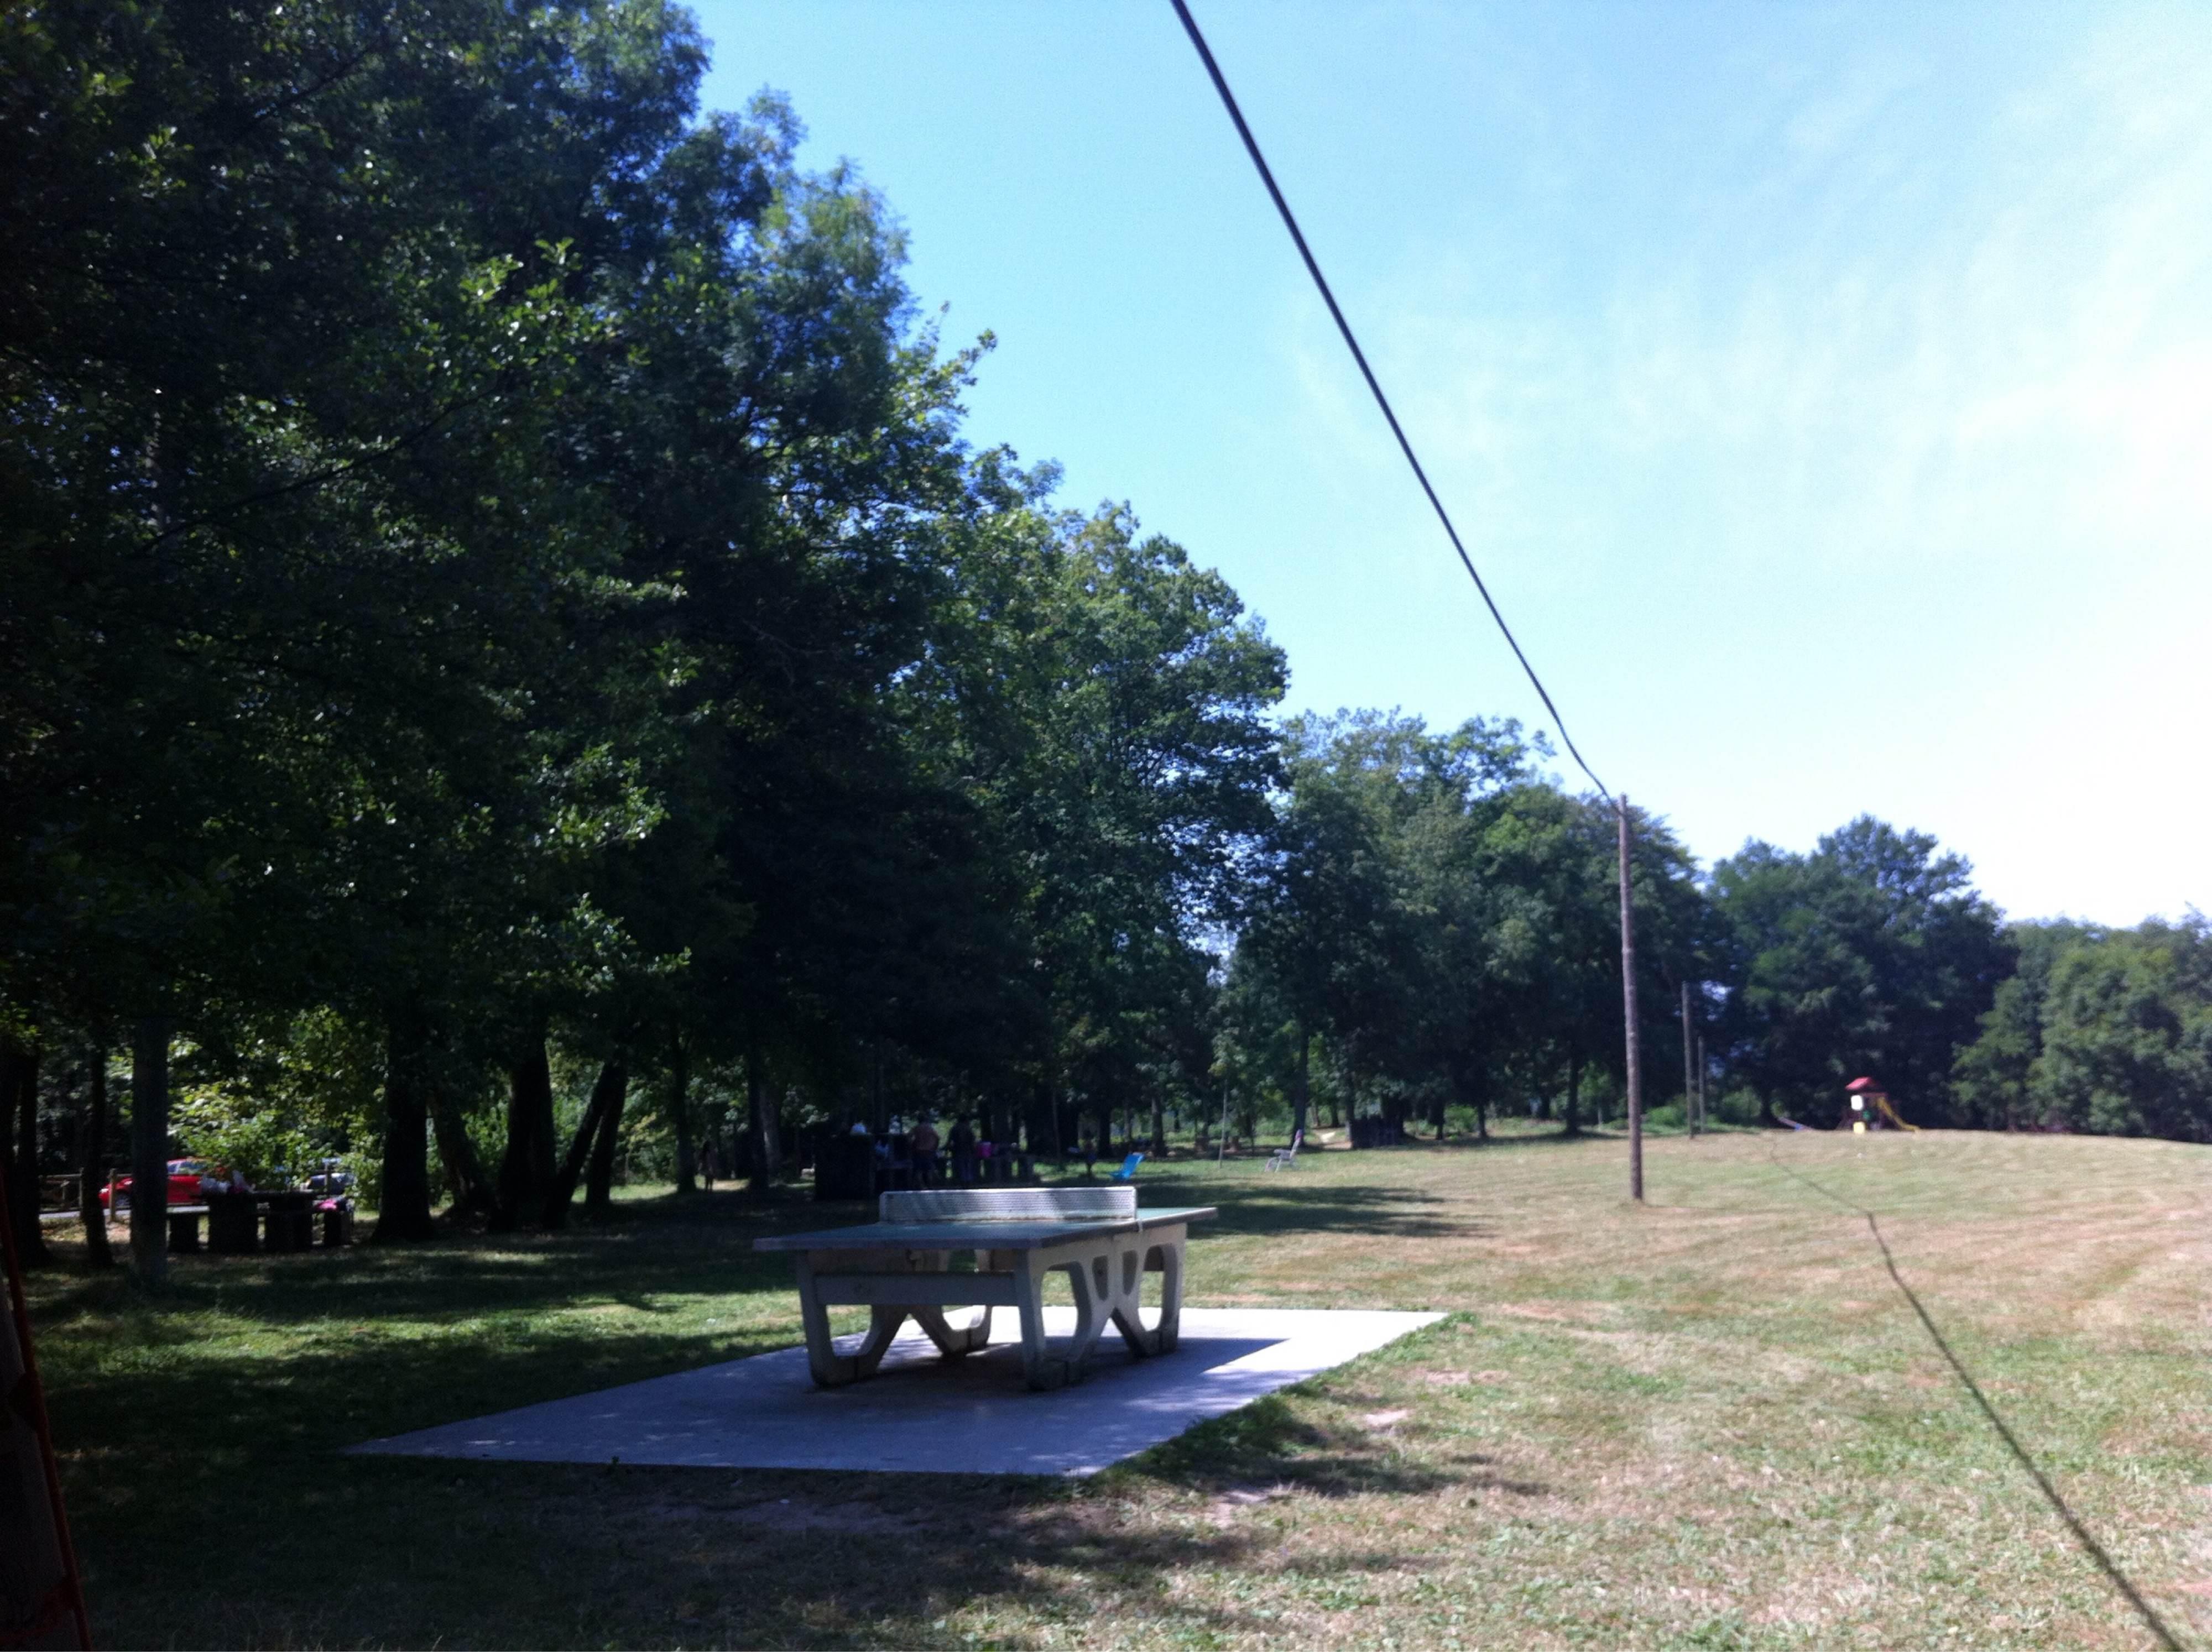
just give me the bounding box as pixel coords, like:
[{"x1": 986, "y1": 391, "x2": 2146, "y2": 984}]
[{"x1": 1841, "y1": 1076, "x2": 1918, "y2": 1132}]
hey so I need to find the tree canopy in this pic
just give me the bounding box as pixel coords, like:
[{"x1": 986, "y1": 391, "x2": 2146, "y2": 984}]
[{"x1": 4, "y1": 0, "x2": 2203, "y2": 1272}]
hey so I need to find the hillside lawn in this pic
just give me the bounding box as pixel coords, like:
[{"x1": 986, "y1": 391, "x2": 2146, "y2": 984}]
[{"x1": 22, "y1": 1126, "x2": 2210, "y2": 1650}]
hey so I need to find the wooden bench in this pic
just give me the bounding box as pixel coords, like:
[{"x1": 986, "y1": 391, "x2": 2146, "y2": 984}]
[{"x1": 755, "y1": 1186, "x2": 1215, "y2": 1392}]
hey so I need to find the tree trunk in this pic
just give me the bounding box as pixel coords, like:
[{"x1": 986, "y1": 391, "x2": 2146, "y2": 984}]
[
  {"x1": 6, "y1": 1048, "x2": 50, "y2": 1265},
  {"x1": 585, "y1": 1064, "x2": 628, "y2": 1218},
  {"x1": 1292, "y1": 1029, "x2": 1311, "y2": 1143},
  {"x1": 544, "y1": 1058, "x2": 623, "y2": 1228},
  {"x1": 496, "y1": 1019, "x2": 557, "y2": 1226},
  {"x1": 427, "y1": 1077, "x2": 498, "y2": 1221},
  {"x1": 79, "y1": 1050, "x2": 113, "y2": 1268},
  {"x1": 746, "y1": 1037, "x2": 780, "y2": 1184},
  {"x1": 1563, "y1": 1045, "x2": 1582, "y2": 1137},
  {"x1": 3, "y1": 1042, "x2": 51, "y2": 1267},
  {"x1": 372, "y1": 1007, "x2": 436, "y2": 1243},
  {"x1": 1430, "y1": 1086, "x2": 1447, "y2": 1140},
  {"x1": 669, "y1": 1034, "x2": 696, "y2": 1195},
  {"x1": 129, "y1": 1018, "x2": 169, "y2": 1279},
  {"x1": 0, "y1": 1048, "x2": 14, "y2": 1201},
  {"x1": 1149, "y1": 1093, "x2": 1166, "y2": 1156}
]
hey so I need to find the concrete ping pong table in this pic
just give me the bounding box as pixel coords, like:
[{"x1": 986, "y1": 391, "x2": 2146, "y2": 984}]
[{"x1": 755, "y1": 1186, "x2": 1216, "y2": 1391}]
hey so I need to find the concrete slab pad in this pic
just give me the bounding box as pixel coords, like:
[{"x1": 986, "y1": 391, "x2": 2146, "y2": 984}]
[{"x1": 351, "y1": 1307, "x2": 1442, "y2": 1477}]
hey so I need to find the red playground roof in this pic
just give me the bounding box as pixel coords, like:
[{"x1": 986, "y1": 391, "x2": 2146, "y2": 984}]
[{"x1": 1845, "y1": 1076, "x2": 1880, "y2": 1091}]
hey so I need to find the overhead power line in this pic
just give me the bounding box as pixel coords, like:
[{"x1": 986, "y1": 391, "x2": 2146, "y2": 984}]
[{"x1": 1168, "y1": 0, "x2": 1611, "y2": 801}]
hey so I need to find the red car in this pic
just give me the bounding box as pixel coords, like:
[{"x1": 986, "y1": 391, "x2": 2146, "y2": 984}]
[{"x1": 101, "y1": 1159, "x2": 220, "y2": 1212}]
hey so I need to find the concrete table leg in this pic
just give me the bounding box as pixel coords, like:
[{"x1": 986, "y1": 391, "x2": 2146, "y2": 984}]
[
  {"x1": 1150, "y1": 1231, "x2": 1185, "y2": 1353},
  {"x1": 911, "y1": 1304, "x2": 990, "y2": 1357},
  {"x1": 796, "y1": 1253, "x2": 909, "y2": 1387},
  {"x1": 1059, "y1": 1239, "x2": 1118, "y2": 1376},
  {"x1": 1112, "y1": 1226, "x2": 1186, "y2": 1356},
  {"x1": 794, "y1": 1224, "x2": 1195, "y2": 1391},
  {"x1": 1012, "y1": 1251, "x2": 1066, "y2": 1390}
]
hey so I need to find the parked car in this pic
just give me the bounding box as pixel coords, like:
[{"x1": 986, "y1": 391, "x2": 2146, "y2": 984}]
[{"x1": 100, "y1": 1159, "x2": 219, "y2": 1212}]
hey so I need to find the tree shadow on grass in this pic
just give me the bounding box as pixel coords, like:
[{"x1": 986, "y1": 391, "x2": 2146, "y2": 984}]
[
  {"x1": 1110, "y1": 1392, "x2": 1487, "y2": 1501},
  {"x1": 595, "y1": 1389, "x2": 1544, "y2": 1645},
  {"x1": 33, "y1": 1204, "x2": 1550, "y2": 1649},
  {"x1": 66, "y1": 1401, "x2": 1527, "y2": 1649},
  {"x1": 30, "y1": 1193, "x2": 822, "y2": 1330},
  {"x1": 1123, "y1": 1177, "x2": 1485, "y2": 1242},
  {"x1": 1353, "y1": 1127, "x2": 1619, "y2": 1152},
  {"x1": 36, "y1": 1170, "x2": 1486, "y2": 1340}
]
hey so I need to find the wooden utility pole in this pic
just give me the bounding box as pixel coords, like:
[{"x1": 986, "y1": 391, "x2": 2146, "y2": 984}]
[
  {"x1": 1681, "y1": 979, "x2": 1697, "y2": 1138},
  {"x1": 1618, "y1": 798, "x2": 1644, "y2": 1201}
]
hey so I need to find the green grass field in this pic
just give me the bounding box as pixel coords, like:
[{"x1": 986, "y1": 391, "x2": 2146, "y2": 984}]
[{"x1": 23, "y1": 1127, "x2": 2211, "y2": 1649}]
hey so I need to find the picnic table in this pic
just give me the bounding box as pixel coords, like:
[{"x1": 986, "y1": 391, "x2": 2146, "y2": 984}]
[
  {"x1": 206, "y1": 1189, "x2": 319, "y2": 1252},
  {"x1": 91, "y1": 1187, "x2": 351, "y2": 1251},
  {"x1": 94, "y1": 1195, "x2": 214, "y2": 1250},
  {"x1": 755, "y1": 1186, "x2": 1215, "y2": 1391}
]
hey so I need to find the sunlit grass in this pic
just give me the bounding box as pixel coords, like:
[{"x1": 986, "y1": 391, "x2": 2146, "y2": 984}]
[{"x1": 26, "y1": 1127, "x2": 2210, "y2": 1648}]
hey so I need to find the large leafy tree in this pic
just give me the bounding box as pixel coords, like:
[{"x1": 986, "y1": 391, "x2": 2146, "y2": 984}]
[
  {"x1": 1950, "y1": 919, "x2": 2094, "y2": 1130},
  {"x1": 1710, "y1": 818, "x2": 2008, "y2": 1125},
  {"x1": 1235, "y1": 713, "x2": 1702, "y2": 1140},
  {"x1": 1, "y1": 1, "x2": 922, "y2": 1241},
  {"x1": 979, "y1": 505, "x2": 1287, "y2": 1148},
  {"x1": 1954, "y1": 918, "x2": 2212, "y2": 1142},
  {"x1": 1457, "y1": 786, "x2": 1703, "y2": 1134},
  {"x1": 4, "y1": 0, "x2": 1303, "y2": 1243},
  {"x1": 2033, "y1": 919, "x2": 2212, "y2": 1142},
  {"x1": 3, "y1": 0, "x2": 690, "y2": 1243}
]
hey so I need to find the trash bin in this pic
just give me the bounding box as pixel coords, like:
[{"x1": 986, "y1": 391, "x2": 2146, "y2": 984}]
[
  {"x1": 207, "y1": 1191, "x2": 259, "y2": 1253},
  {"x1": 264, "y1": 1193, "x2": 314, "y2": 1252}
]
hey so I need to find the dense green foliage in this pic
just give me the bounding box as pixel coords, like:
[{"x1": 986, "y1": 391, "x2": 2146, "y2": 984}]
[
  {"x1": 1707, "y1": 819, "x2": 2013, "y2": 1127},
  {"x1": 1229, "y1": 712, "x2": 1704, "y2": 1139},
  {"x1": 1, "y1": 0, "x2": 1290, "y2": 1244},
  {"x1": 4, "y1": 1, "x2": 2203, "y2": 1267},
  {"x1": 1952, "y1": 917, "x2": 2212, "y2": 1139}
]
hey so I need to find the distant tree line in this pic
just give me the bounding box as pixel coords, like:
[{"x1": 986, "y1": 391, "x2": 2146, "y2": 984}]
[
  {"x1": 1232, "y1": 723, "x2": 2208, "y2": 1147},
  {"x1": 3, "y1": 2, "x2": 2203, "y2": 1269}
]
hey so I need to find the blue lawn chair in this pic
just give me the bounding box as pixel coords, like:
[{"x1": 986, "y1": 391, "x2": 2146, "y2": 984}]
[{"x1": 1109, "y1": 1152, "x2": 1144, "y2": 1181}]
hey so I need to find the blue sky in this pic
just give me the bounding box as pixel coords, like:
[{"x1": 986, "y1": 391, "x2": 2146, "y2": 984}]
[{"x1": 692, "y1": 1, "x2": 2212, "y2": 926}]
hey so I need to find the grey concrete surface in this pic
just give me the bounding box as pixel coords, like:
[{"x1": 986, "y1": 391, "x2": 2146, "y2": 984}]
[{"x1": 351, "y1": 1306, "x2": 1443, "y2": 1477}]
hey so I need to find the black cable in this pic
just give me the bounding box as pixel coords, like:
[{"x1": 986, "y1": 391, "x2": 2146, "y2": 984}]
[
  {"x1": 1757, "y1": 1138, "x2": 2184, "y2": 1650},
  {"x1": 1169, "y1": 0, "x2": 1611, "y2": 802}
]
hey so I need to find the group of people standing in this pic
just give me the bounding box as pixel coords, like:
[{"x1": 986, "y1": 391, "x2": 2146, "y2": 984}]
[{"x1": 883, "y1": 1114, "x2": 984, "y2": 1188}]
